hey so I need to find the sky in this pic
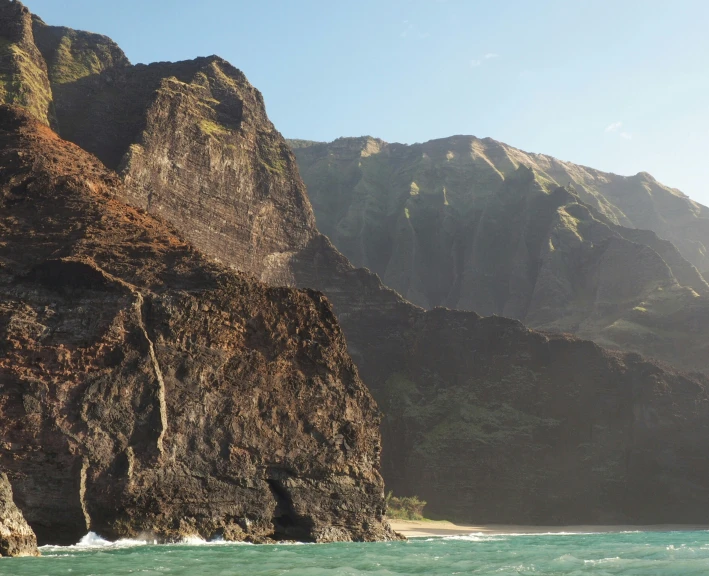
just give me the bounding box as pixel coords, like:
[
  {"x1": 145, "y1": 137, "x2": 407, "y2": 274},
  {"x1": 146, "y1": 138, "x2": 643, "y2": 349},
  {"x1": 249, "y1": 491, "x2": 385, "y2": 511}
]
[{"x1": 24, "y1": 0, "x2": 709, "y2": 204}]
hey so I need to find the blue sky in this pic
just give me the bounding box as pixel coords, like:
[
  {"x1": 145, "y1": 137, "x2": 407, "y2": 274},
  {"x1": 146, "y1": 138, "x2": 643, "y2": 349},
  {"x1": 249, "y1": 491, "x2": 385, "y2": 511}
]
[{"x1": 24, "y1": 0, "x2": 709, "y2": 204}]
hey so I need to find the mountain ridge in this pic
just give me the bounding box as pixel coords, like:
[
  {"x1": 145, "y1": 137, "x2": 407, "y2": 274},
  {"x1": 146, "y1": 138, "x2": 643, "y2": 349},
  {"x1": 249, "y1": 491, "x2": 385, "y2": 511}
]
[
  {"x1": 290, "y1": 135, "x2": 709, "y2": 374},
  {"x1": 291, "y1": 134, "x2": 709, "y2": 272}
]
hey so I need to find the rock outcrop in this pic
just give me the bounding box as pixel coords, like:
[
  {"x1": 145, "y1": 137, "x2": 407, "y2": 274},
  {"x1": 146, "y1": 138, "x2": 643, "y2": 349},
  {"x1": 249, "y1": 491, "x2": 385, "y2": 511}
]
[
  {"x1": 0, "y1": 473, "x2": 38, "y2": 557},
  {"x1": 286, "y1": 237, "x2": 709, "y2": 524},
  {"x1": 39, "y1": 51, "x2": 317, "y2": 285},
  {"x1": 5, "y1": 0, "x2": 709, "y2": 528},
  {"x1": 0, "y1": 0, "x2": 53, "y2": 125},
  {"x1": 0, "y1": 104, "x2": 394, "y2": 544}
]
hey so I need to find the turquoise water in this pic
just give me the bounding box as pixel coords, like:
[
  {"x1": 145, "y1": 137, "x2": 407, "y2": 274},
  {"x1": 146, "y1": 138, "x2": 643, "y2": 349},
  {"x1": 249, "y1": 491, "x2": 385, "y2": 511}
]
[{"x1": 4, "y1": 530, "x2": 709, "y2": 575}]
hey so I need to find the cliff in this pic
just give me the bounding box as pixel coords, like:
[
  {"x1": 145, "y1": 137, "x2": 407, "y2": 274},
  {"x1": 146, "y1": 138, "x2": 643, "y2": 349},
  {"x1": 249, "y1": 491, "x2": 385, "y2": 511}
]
[
  {"x1": 292, "y1": 135, "x2": 709, "y2": 279},
  {"x1": 0, "y1": 473, "x2": 38, "y2": 556},
  {"x1": 285, "y1": 237, "x2": 709, "y2": 524},
  {"x1": 374, "y1": 311, "x2": 709, "y2": 524},
  {"x1": 0, "y1": 104, "x2": 394, "y2": 544},
  {"x1": 5, "y1": 0, "x2": 709, "y2": 527},
  {"x1": 291, "y1": 137, "x2": 709, "y2": 374},
  {"x1": 0, "y1": 0, "x2": 53, "y2": 125}
]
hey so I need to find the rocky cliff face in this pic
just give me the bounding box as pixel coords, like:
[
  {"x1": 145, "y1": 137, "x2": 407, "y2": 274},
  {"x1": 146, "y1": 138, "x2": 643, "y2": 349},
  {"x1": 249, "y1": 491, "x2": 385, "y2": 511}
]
[
  {"x1": 29, "y1": 22, "x2": 316, "y2": 283},
  {"x1": 290, "y1": 137, "x2": 709, "y2": 374},
  {"x1": 287, "y1": 238, "x2": 709, "y2": 524},
  {"x1": 0, "y1": 104, "x2": 394, "y2": 544},
  {"x1": 374, "y1": 311, "x2": 709, "y2": 525},
  {"x1": 0, "y1": 0, "x2": 53, "y2": 125},
  {"x1": 292, "y1": 135, "x2": 709, "y2": 280},
  {"x1": 6, "y1": 0, "x2": 709, "y2": 527},
  {"x1": 0, "y1": 473, "x2": 38, "y2": 556}
]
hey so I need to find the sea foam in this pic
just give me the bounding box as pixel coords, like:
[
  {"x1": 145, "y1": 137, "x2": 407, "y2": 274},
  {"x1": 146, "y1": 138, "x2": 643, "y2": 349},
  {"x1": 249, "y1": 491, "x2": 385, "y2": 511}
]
[{"x1": 39, "y1": 531, "x2": 266, "y2": 553}]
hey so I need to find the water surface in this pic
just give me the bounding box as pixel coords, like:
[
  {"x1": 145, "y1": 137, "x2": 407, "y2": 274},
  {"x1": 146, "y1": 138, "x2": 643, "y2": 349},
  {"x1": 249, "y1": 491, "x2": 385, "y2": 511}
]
[{"x1": 4, "y1": 530, "x2": 709, "y2": 575}]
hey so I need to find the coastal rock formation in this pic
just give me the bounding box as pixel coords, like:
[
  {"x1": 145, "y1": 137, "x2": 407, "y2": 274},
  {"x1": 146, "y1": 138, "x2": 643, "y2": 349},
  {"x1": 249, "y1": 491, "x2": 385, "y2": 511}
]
[
  {"x1": 29, "y1": 23, "x2": 316, "y2": 283},
  {"x1": 374, "y1": 312, "x2": 709, "y2": 524},
  {"x1": 25, "y1": 3, "x2": 709, "y2": 374},
  {"x1": 0, "y1": 104, "x2": 393, "y2": 544},
  {"x1": 0, "y1": 473, "x2": 38, "y2": 557},
  {"x1": 5, "y1": 0, "x2": 709, "y2": 527},
  {"x1": 287, "y1": 239, "x2": 709, "y2": 524}
]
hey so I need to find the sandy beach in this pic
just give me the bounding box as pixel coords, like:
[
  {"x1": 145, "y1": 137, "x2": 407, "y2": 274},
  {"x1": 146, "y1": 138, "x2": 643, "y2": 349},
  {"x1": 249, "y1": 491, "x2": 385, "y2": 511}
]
[{"x1": 388, "y1": 519, "x2": 709, "y2": 538}]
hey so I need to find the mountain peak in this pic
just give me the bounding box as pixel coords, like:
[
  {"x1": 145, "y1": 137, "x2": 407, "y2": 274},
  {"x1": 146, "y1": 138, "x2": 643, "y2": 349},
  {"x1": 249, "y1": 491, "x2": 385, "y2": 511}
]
[{"x1": 0, "y1": 0, "x2": 54, "y2": 125}]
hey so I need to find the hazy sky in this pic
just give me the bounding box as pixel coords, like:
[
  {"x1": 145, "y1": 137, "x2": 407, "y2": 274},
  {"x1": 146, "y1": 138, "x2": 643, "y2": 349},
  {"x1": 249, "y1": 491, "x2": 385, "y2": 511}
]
[{"x1": 24, "y1": 0, "x2": 709, "y2": 204}]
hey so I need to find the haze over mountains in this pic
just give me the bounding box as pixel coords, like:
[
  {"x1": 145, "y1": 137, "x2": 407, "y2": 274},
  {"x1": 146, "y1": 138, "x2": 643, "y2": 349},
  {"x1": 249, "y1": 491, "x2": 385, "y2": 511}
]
[
  {"x1": 292, "y1": 136, "x2": 709, "y2": 374},
  {"x1": 1, "y1": 0, "x2": 709, "y2": 553}
]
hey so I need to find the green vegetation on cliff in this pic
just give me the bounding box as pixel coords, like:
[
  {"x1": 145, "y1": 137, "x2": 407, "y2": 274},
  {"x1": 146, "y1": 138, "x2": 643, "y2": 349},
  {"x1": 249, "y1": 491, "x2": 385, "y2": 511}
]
[
  {"x1": 290, "y1": 136, "x2": 709, "y2": 375},
  {"x1": 0, "y1": 3, "x2": 54, "y2": 126}
]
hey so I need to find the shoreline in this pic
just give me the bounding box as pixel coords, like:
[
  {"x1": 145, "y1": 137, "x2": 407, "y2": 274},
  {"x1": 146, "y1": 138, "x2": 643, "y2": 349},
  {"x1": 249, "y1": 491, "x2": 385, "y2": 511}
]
[{"x1": 388, "y1": 519, "x2": 709, "y2": 538}]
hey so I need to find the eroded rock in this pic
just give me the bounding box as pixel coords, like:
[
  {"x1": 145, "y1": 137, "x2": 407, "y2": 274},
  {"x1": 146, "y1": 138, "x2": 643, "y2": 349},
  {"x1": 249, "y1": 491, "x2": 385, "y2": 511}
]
[
  {"x1": 0, "y1": 473, "x2": 38, "y2": 557},
  {"x1": 0, "y1": 104, "x2": 395, "y2": 544}
]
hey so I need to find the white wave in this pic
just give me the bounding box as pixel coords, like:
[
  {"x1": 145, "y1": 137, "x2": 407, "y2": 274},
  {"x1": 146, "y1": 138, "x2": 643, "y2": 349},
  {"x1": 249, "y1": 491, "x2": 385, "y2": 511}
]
[
  {"x1": 438, "y1": 532, "x2": 603, "y2": 542},
  {"x1": 40, "y1": 531, "x2": 154, "y2": 552},
  {"x1": 176, "y1": 534, "x2": 207, "y2": 546},
  {"x1": 420, "y1": 530, "x2": 608, "y2": 543},
  {"x1": 40, "y1": 531, "x2": 268, "y2": 552},
  {"x1": 425, "y1": 534, "x2": 507, "y2": 542},
  {"x1": 584, "y1": 557, "x2": 621, "y2": 564}
]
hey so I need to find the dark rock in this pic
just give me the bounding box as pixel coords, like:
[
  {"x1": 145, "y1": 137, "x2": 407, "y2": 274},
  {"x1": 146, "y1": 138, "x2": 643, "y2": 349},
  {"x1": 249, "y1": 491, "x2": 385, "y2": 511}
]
[
  {"x1": 72, "y1": 54, "x2": 709, "y2": 523},
  {"x1": 0, "y1": 473, "x2": 38, "y2": 557},
  {"x1": 0, "y1": 104, "x2": 395, "y2": 544}
]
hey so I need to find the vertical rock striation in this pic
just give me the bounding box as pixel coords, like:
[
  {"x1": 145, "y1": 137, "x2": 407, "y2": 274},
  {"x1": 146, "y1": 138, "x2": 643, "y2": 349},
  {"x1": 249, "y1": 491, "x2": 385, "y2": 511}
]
[
  {"x1": 291, "y1": 138, "x2": 709, "y2": 373},
  {"x1": 292, "y1": 136, "x2": 709, "y2": 284}
]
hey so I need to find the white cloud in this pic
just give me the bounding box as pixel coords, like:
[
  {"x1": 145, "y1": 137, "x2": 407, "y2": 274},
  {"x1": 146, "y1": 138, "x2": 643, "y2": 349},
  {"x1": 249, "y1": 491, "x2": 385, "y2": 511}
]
[
  {"x1": 604, "y1": 121, "x2": 633, "y2": 140},
  {"x1": 400, "y1": 22, "x2": 430, "y2": 39},
  {"x1": 470, "y1": 53, "x2": 499, "y2": 69}
]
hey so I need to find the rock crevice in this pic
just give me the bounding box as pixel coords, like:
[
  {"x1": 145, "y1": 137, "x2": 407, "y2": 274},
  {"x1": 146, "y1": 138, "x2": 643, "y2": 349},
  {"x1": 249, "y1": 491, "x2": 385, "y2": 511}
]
[{"x1": 133, "y1": 292, "x2": 168, "y2": 457}]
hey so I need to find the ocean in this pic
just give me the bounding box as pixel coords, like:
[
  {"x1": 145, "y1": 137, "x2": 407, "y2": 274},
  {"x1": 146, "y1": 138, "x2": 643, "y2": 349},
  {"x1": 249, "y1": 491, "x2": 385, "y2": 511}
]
[{"x1": 3, "y1": 530, "x2": 708, "y2": 575}]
